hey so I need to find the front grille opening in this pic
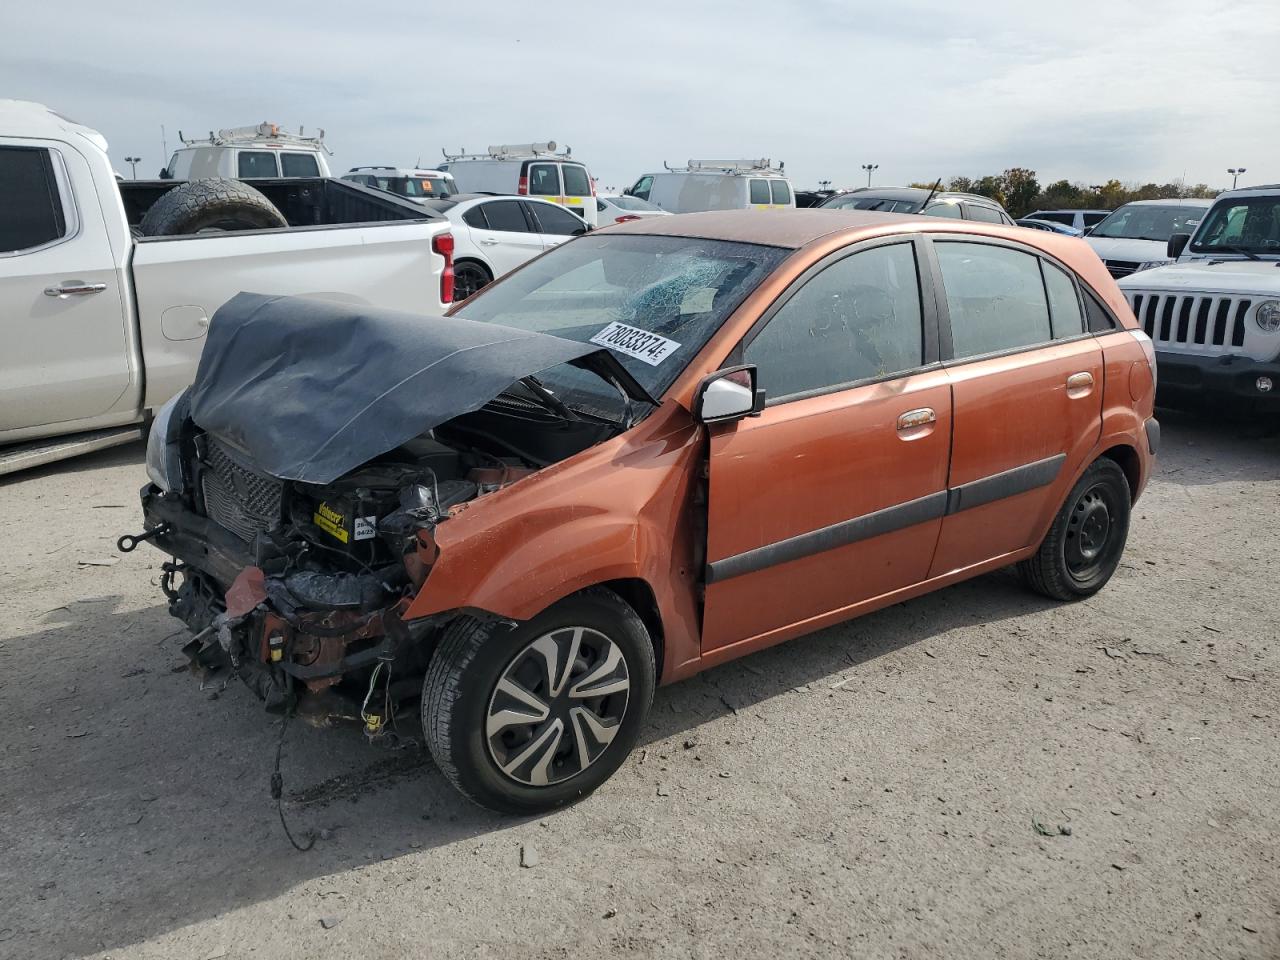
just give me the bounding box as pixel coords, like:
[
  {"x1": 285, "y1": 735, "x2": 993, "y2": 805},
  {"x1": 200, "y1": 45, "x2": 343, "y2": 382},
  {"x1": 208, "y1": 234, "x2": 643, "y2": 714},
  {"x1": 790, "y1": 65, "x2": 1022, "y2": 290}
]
[
  {"x1": 1175, "y1": 298, "x2": 1194, "y2": 343},
  {"x1": 1194, "y1": 299, "x2": 1212, "y2": 344},
  {"x1": 1213, "y1": 300, "x2": 1231, "y2": 346},
  {"x1": 1232, "y1": 300, "x2": 1251, "y2": 347},
  {"x1": 199, "y1": 439, "x2": 283, "y2": 542},
  {"x1": 1158, "y1": 297, "x2": 1176, "y2": 341}
]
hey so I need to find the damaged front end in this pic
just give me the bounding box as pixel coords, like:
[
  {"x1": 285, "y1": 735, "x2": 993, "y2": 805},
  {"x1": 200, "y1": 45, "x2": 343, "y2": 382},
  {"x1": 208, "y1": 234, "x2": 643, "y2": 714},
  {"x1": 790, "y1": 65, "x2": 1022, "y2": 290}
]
[{"x1": 133, "y1": 293, "x2": 651, "y2": 731}]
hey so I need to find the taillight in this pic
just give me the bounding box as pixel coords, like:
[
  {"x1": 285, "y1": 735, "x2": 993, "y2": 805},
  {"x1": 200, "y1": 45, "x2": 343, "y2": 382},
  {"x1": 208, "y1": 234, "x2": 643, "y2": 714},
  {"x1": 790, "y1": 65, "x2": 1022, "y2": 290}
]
[
  {"x1": 433, "y1": 231, "x2": 455, "y2": 304},
  {"x1": 1130, "y1": 328, "x2": 1157, "y2": 390},
  {"x1": 517, "y1": 175, "x2": 528, "y2": 195},
  {"x1": 615, "y1": 214, "x2": 641, "y2": 223}
]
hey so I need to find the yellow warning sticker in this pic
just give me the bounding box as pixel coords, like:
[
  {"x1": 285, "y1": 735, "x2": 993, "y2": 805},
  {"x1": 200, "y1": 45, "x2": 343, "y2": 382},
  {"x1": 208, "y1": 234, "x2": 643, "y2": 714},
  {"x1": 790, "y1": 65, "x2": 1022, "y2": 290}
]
[{"x1": 313, "y1": 502, "x2": 348, "y2": 543}]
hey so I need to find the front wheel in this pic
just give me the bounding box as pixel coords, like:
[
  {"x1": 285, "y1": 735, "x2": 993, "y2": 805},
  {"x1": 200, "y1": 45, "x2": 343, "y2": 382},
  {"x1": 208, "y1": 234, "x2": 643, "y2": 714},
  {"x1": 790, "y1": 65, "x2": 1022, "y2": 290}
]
[
  {"x1": 423, "y1": 589, "x2": 655, "y2": 814},
  {"x1": 1018, "y1": 458, "x2": 1131, "y2": 601}
]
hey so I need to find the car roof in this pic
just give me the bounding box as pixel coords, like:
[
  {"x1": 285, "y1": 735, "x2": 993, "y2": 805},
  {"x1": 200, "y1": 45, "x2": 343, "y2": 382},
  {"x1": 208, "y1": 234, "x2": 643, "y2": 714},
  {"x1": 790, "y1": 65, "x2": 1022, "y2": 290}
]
[
  {"x1": 1111, "y1": 198, "x2": 1214, "y2": 207},
  {"x1": 1029, "y1": 208, "x2": 1110, "y2": 214},
  {"x1": 838, "y1": 186, "x2": 1003, "y2": 208},
  {"x1": 1213, "y1": 184, "x2": 1280, "y2": 198}
]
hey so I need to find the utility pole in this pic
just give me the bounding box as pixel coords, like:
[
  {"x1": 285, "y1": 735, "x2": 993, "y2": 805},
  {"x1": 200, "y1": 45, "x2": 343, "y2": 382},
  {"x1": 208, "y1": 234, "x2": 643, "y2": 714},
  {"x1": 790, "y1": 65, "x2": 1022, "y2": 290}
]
[
  {"x1": 124, "y1": 156, "x2": 141, "y2": 179},
  {"x1": 1227, "y1": 167, "x2": 1247, "y2": 189},
  {"x1": 861, "y1": 163, "x2": 879, "y2": 187}
]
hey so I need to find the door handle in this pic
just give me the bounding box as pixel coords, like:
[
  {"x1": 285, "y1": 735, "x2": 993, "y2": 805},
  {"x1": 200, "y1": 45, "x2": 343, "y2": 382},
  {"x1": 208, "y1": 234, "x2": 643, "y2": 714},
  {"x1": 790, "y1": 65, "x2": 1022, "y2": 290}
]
[
  {"x1": 1066, "y1": 371, "x2": 1095, "y2": 395},
  {"x1": 44, "y1": 281, "x2": 107, "y2": 299},
  {"x1": 896, "y1": 407, "x2": 937, "y2": 432},
  {"x1": 479, "y1": 237, "x2": 500, "y2": 246}
]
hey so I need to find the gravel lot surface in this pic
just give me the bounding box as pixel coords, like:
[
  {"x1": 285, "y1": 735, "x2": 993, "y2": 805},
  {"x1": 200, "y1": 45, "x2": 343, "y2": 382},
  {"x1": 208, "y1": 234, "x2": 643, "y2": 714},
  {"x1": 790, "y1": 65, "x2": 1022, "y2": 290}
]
[{"x1": 1, "y1": 410, "x2": 1277, "y2": 960}]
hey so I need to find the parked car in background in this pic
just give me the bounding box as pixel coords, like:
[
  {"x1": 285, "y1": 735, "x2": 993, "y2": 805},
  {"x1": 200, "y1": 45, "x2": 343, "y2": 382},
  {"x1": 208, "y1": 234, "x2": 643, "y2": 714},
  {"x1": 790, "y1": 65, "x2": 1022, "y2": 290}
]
[
  {"x1": 1017, "y1": 217, "x2": 1083, "y2": 236},
  {"x1": 1084, "y1": 199, "x2": 1213, "y2": 279},
  {"x1": 439, "y1": 143, "x2": 597, "y2": 227},
  {"x1": 1120, "y1": 185, "x2": 1280, "y2": 408},
  {"x1": 1024, "y1": 209, "x2": 1110, "y2": 232},
  {"x1": 625, "y1": 159, "x2": 794, "y2": 213},
  {"x1": 417, "y1": 193, "x2": 590, "y2": 299},
  {"x1": 161, "y1": 122, "x2": 331, "y2": 180},
  {"x1": 819, "y1": 187, "x2": 1015, "y2": 224},
  {"x1": 343, "y1": 166, "x2": 457, "y2": 200},
  {"x1": 795, "y1": 188, "x2": 845, "y2": 208},
  {"x1": 0, "y1": 100, "x2": 453, "y2": 475},
  {"x1": 135, "y1": 208, "x2": 1156, "y2": 814},
  {"x1": 595, "y1": 194, "x2": 669, "y2": 224}
]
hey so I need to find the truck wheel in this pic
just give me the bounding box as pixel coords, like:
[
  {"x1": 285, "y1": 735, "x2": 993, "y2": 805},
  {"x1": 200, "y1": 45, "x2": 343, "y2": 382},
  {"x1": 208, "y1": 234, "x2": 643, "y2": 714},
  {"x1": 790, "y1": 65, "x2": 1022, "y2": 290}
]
[
  {"x1": 1018, "y1": 458, "x2": 1131, "y2": 601},
  {"x1": 140, "y1": 178, "x2": 287, "y2": 237},
  {"x1": 423, "y1": 588, "x2": 655, "y2": 814},
  {"x1": 453, "y1": 260, "x2": 492, "y2": 301}
]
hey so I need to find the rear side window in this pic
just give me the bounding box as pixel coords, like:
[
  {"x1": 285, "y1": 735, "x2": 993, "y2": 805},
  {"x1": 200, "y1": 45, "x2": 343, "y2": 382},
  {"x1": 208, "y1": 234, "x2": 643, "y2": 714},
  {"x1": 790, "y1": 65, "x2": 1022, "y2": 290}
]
[
  {"x1": 964, "y1": 203, "x2": 1004, "y2": 224},
  {"x1": 770, "y1": 180, "x2": 791, "y2": 205},
  {"x1": 280, "y1": 152, "x2": 319, "y2": 177},
  {"x1": 745, "y1": 243, "x2": 924, "y2": 399},
  {"x1": 1082, "y1": 212, "x2": 1109, "y2": 227},
  {"x1": 924, "y1": 202, "x2": 964, "y2": 219},
  {"x1": 1042, "y1": 261, "x2": 1084, "y2": 338},
  {"x1": 528, "y1": 163, "x2": 560, "y2": 196},
  {"x1": 237, "y1": 151, "x2": 279, "y2": 177},
  {"x1": 749, "y1": 179, "x2": 771, "y2": 204},
  {"x1": 1033, "y1": 212, "x2": 1072, "y2": 225},
  {"x1": 561, "y1": 164, "x2": 591, "y2": 196},
  {"x1": 529, "y1": 202, "x2": 587, "y2": 236},
  {"x1": 935, "y1": 242, "x2": 1051, "y2": 358},
  {"x1": 479, "y1": 199, "x2": 529, "y2": 232},
  {"x1": 0, "y1": 146, "x2": 68, "y2": 253}
]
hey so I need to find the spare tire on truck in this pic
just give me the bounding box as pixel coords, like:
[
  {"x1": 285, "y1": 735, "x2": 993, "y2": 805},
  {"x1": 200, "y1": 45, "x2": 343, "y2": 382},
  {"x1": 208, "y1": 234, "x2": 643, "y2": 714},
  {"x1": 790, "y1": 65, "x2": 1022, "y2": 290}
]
[{"x1": 140, "y1": 177, "x2": 288, "y2": 237}]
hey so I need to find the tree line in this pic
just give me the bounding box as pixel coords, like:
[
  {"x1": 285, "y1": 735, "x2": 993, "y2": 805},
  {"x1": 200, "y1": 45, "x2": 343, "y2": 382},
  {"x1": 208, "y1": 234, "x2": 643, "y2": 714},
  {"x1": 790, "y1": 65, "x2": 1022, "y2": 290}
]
[{"x1": 907, "y1": 168, "x2": 1221, "y2": 219}]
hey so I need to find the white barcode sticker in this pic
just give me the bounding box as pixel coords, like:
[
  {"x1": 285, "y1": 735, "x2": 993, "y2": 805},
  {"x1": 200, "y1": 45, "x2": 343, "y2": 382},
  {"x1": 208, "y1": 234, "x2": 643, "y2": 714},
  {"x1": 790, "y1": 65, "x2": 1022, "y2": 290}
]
[
  {"x1": 589, "y1": 322, "x2": 681, "y2": 366},
  {"x1": 353, "y1": 516, "x2": 378, "y2": 541}
]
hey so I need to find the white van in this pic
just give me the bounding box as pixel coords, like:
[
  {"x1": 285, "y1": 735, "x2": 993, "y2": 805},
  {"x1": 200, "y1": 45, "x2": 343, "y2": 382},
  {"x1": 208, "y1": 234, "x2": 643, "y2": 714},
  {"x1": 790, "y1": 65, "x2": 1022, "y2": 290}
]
[
  {"x1": 625, "y1": 160, "x2": 794, "y2": 213},
  {"x1": 438, "y1": 142, "x2": 597, "y2": 226},
  {"x1": 162, "y1": 123, "x2": 331, "y2": 180}
]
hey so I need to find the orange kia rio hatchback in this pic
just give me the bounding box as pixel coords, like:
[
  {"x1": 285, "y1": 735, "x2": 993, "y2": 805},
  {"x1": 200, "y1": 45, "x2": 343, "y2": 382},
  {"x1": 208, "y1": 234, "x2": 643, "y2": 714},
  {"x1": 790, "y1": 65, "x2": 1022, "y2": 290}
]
[{"x1": 137, "y1": 210, "x2": 1158, "y2": 813}]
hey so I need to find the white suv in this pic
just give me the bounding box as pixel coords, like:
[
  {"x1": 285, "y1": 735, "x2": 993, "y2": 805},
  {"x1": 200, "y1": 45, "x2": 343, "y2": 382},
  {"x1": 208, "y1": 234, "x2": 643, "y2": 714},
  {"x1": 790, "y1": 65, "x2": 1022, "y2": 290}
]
[{"x1": 1118, "y1": 184, "x2": 1280, "y2": 408}]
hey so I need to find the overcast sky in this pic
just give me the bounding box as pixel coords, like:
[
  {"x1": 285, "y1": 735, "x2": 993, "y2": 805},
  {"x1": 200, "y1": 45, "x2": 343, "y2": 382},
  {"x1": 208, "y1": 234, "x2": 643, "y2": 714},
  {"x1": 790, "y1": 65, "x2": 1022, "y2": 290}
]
[{"x1": 2, "y1": 0, "x2": 1272, "y2": 192}]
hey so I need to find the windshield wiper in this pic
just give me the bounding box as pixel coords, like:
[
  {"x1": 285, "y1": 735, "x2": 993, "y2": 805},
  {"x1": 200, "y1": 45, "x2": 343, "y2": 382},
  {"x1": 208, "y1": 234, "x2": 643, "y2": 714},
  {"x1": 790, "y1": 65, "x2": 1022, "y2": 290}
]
[
  {"x1": 1219, "y1": 245, "x2": 1262, "y2": 261},
  {"x1": 515, "y1": 376, "x2": 580, "y2": 421}
]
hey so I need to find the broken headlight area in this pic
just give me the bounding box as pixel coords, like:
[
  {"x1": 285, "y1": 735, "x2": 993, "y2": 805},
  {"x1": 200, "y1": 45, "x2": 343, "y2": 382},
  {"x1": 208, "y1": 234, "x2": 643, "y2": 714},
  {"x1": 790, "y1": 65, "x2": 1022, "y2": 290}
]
[{"x1": 143, "y1": 410, "x2": 603, "y2": 731}]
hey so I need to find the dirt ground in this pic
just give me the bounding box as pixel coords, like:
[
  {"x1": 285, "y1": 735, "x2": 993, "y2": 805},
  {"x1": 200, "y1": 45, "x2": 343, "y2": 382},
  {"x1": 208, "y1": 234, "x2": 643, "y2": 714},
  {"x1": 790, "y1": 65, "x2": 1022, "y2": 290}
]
[{"x1": 1, "y1": 409, "x2": 1277, "y2": 960}]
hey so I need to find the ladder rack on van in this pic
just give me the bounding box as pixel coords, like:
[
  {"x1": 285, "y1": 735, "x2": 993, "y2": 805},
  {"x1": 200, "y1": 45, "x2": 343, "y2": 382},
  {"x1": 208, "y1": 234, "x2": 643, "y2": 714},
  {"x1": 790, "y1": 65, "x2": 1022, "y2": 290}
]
[
  {"x1": 441, "y1": 141, "x2": 572, "y2": 161},
  {"x1": 663, "y1": 158, "x2": 785, "y2": 175},
  {"x1": 177, "y1": 122, "x2": 328, "y2": 150}
]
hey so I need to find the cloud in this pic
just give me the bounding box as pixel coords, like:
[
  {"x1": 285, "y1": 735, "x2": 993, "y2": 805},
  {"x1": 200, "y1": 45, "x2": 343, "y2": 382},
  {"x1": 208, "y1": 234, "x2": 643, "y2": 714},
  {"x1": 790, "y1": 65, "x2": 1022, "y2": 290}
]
[{"x1": 0, "y1": 0, "x2": 1271, "y2": 190}]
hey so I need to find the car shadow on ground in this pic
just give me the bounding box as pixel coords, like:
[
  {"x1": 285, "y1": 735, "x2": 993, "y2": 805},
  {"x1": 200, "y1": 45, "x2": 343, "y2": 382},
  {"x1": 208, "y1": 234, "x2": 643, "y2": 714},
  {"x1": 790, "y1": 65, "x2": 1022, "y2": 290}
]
[{"x1": 3, "y1": 569, "x2": 1047, "y2": 958}]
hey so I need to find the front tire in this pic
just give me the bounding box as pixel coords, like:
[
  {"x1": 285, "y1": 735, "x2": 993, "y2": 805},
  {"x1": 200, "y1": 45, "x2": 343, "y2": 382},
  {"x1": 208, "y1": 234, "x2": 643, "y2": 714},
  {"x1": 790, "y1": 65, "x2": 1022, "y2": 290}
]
[
  {"x1": 1018, "y1": 458, "x2": 1131, "y2": 601},
  {"x1": 423, "y1": 589, "x2": 655, "y2": 814}
]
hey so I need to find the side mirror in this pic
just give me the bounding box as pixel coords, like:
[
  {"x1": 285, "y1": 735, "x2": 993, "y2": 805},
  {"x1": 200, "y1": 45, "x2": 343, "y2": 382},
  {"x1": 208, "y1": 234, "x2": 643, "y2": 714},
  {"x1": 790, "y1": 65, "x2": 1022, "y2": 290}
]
[
  {"x1": 1167, "y1": 233, "x2": 1191, "y2": 259},
  {"x1": 622, "y1": 187, "x2": 633, "y2": 197},
  {"x1": 695, "y1": 365, "x2": 764, "y2": 424}
]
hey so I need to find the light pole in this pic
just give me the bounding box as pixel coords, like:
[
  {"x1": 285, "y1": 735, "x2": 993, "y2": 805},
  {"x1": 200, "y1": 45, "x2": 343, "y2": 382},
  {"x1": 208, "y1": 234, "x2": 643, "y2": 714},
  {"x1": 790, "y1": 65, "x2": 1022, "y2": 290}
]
[
  {"x1": 861, "y1": 163, "x2": 879, "y2": 187},
  {"x1": 1228, "y1": 167, "x2": 1247, "y2": 189},
  {"x1": 124, "y1": 156, "x2": 141, "y2": 179}
]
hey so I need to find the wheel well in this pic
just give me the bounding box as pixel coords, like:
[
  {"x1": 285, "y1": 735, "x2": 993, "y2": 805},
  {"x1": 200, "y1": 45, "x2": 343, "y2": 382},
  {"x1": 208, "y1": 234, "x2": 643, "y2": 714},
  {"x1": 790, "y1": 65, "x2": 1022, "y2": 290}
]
[
  {"x1": 1099, "y1": 444, "x2": 1140, "y2": 500},
  {"x1": 454, "y1": 257, "x2": 492, "y2": 279},
  {"x1": 596, "y1": 578, "x2": 664, "y2": 679}
]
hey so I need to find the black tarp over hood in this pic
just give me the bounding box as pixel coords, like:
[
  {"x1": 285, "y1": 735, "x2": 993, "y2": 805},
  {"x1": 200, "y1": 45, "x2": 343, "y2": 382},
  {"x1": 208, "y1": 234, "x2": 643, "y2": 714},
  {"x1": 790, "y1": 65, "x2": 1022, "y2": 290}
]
[{"x1": 187, "y1": 292, "x2": 605, "y2": 484}]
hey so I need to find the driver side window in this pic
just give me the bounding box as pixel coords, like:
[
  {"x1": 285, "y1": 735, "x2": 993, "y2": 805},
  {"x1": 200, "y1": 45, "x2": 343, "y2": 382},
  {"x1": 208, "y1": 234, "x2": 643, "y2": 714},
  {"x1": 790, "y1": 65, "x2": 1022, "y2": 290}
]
[{"x1": 744, "y1": 243, "x2": 924, "y2": 401}]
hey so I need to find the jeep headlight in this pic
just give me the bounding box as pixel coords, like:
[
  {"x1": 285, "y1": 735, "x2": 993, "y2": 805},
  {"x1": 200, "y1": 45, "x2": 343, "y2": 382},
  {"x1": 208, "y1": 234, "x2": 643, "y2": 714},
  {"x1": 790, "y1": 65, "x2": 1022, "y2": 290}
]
[
  {"x1": 146, "y1": 390, "x2": 190, "y2": 493},
  {"x1": 1132, "y1": 259, "x2": 1175, "y2": 273},
  {"x1": 1256, "y1": 300, "x2": 1280, "y2": 333}
]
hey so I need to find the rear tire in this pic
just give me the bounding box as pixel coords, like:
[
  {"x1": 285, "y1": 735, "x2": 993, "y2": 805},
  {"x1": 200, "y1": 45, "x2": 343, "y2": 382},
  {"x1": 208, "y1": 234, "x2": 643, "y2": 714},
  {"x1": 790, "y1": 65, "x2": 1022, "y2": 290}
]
[
  {"x1": 423, "y1": 588, "x2": 655, "y2": 814},
  {"x1": 453, "y1": 260, "x2": 493, "y2": 301},
  {"x1": 1018, "y1": 458, "x2": 1131, "y2": 601},
  {"x1": 140, "y1": 178, "x2": 288, "y2": 236}
]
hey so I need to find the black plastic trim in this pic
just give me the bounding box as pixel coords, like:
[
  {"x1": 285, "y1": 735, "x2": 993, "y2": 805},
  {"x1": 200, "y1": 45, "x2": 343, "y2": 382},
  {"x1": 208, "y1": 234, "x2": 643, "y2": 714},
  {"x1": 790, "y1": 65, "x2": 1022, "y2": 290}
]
[
  {"x1": 1144, "y1": 417, "x2": 1161, "y2": 456},
  {"x1": 945, "y1": 453, "x2": 1066, "y2": 514}
]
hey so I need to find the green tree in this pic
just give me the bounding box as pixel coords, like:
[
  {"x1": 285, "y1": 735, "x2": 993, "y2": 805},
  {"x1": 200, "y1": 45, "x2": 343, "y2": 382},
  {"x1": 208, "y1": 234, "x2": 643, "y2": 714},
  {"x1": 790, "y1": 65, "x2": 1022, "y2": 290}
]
[{"x1": 1001, "y1": 167, "x2": 1040, "y2": 218}]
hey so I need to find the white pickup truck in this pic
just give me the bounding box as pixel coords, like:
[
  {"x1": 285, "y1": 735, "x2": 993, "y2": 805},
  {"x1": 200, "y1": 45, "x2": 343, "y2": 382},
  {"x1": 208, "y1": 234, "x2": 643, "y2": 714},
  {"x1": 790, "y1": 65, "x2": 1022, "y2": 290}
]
[
  {"x1": 1118, "y1": 184, "x2": 1280, "y2": 409},
  {"x1": 1, "y1": 100, "x2": 455, "y2": 474}
]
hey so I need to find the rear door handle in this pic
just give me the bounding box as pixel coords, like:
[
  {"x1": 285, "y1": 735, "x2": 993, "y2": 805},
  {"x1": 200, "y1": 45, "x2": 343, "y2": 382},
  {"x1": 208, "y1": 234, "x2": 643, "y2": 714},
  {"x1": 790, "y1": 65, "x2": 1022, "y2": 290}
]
[
  {"x1": 1066, "y1": 371, "x2": 1095, "y2": 396},
  {"x1": 896, "y1": 407, "x2": 937, "y2": 438},
  {"x1": 479, "y1": 237, "x2": 500, "y2": 246},
  {"x1": 44, "y1": 281, "x2": 107, "y2": 299}
]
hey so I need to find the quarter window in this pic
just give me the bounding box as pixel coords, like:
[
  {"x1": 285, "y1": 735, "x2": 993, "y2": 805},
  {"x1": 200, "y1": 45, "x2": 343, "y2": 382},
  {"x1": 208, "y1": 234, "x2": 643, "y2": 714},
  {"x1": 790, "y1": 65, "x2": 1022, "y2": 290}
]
[
  {"x1": 745, "y1": 243, "x2": 924, "y2": 399},
  {"x1": 280, "y1": 152, "x2": 320, "y2": 177},
  {"x1": 924, "y1": 201, "x2": 964, "y2": 219},
  {"x1": 462, "y1": 205, "x2": 488, "y2": 229},
  {"x1": 964, "y1": 203, "x2": 1004, "y2": 224},
  {"x1": 479, "y1": 199, "x2": 529, "y2": 232},
  {"x1": 528, "y1": 163, "x2": 560, "y2": 196},
  {"x1": 0, "y1": 146, "x2": 68, "y2": 253},
  {"x1": 237, "y1": 151, "x2": 279, "y2": 177},
  {"x1": 935, "y1": 242, "x2": 1052, "y2": 358},
  {"x1": 770, "y1": 180, "x2": 792, "y2": 205},
  {"x1": 1042, "y1": 261, "x2": 1084, "y2": 338},
  {"x1": 749, "y1": 179, "x2": 771, "y2": 204}
]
